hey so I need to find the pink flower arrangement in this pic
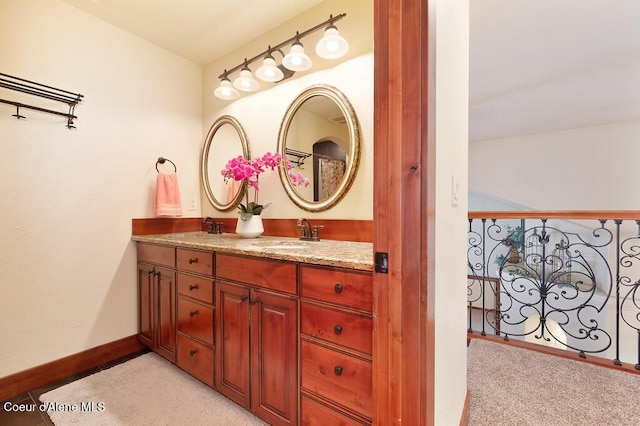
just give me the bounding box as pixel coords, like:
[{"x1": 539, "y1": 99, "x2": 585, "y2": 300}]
[{"x1": 222, "y1": 151, "x2": 309, "y2": 220}]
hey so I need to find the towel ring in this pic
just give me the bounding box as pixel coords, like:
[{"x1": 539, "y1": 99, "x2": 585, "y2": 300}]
[{"x1": 156, "y1": 157, "x2": 177, "y2": 173}]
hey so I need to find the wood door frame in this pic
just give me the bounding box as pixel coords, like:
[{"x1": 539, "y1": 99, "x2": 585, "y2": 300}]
[{"x1": 373, "y1": 0, "x2": 434, "y2": 424}]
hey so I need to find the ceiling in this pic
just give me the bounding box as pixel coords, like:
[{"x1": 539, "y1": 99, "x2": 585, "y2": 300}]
[
  {"x1": 470, "y1": 0, "x2": 640, "y2": 141},
  {"x1": 60, "y1": 0, "x2": 323, "y2": 65},
  {"x1": 60, "y1": 0, "x2": 640, "y2": 142}
]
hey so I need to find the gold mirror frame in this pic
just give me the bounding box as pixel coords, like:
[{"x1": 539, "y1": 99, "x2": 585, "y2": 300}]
[
  {"x1": 277, "y1": 85, "x2": 361, "y2": 212},
  {"x1": 201, "y1": 115, "x2": 250, "y2": 211}
]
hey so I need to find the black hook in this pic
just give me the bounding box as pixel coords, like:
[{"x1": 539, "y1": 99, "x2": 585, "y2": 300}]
[
  {"x1": 156, "y1": 157, "x2": 177, "y2": 173},
  {"x1": 12, "y1": 105, "x2": 25, "y2": 120}
]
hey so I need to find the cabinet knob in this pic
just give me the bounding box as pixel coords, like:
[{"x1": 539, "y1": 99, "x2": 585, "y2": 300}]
[
  {"x1": 334, "y1": 365, "x2": 344, "y2": 376},
  {"x1": 249, "y1": 298, "x2": 258, "y2": 305},
  {"x1": 334, "y1": 283, "x2": 343, "y2": 293},
  {"x1": 188, "y1": 258, "x2": 198, "y2": 264},
  {"x1": 148, "y1": 270, "x2": 154, "y2": 276},
  {"x1": 240, "y1": 294, "x2": 248, "y2": 302},
  {"x1": 189, "y1": 349, "x2": 197, "y2": 356},
  {"x1": 188, "y1": 284, "x2": 198, "y2": 291},
  {"x1": 189, "y1": 310, "x2": 198, "y2": 317},
  {"x1": 333, "y1": 325, "x2": 343, "y2": 335}
]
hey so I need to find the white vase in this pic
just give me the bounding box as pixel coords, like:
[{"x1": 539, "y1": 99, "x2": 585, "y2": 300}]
[{"x1": 235, "y1": 215, "x2": 264, "y2": 238}]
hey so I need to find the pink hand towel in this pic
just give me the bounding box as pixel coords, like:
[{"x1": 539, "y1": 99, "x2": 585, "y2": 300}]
[
  {"x1": 227, "y1": 179, "x2": 241, "y2": 203},
  {"x1": 154, "y1": 172, "x2": 183, "y2": 216}
]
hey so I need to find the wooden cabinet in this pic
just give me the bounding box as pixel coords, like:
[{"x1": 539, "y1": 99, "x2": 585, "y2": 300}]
[
  {"x1": 175, "y1": 249, "x2": 215, "y2": 388},
  {"x1": 301, "y1": 394, "x2": 370, "y2": 426},
  {"x1": 136, "y1": 244, "x2": 176, "y2": 362},
  {"x1": 135, "y1": 240, "x2": 373, "y2": 426},
  {"x1": 216, "y1": 255, "x2": 298, "y2": 426},
  {"x1": 216, "y1": 280, "x2": 250, "y2": 405},
  {"x1": 300, "y1": 265, "x2": 373, "y2": 424}
]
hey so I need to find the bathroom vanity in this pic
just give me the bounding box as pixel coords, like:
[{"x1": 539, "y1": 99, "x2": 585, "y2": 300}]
[{"x1": 133, "y1": 232, "x2": 373, "y2": 426}]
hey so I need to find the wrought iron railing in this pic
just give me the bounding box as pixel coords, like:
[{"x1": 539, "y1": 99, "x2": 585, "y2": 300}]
[{"x1": 467, "y1": 211, "x2": 640, "y2": 368}]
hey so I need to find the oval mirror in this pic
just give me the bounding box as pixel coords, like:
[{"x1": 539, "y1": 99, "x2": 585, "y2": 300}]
[
  {"x1": 277, "y1": 85, "x2": 361, "y2": 212},
  {"x1": 201, "y1": 115, "x2": 250, "y2": 211}
]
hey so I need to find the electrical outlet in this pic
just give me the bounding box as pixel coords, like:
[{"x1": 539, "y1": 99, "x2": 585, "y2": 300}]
[{"x1": 189, "y1": 199, "x2": 197, "y2": 211}]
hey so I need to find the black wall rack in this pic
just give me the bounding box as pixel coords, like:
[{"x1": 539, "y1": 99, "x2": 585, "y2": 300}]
[
  {"x1": 286, "y1": 148, "x2": 312, "y2": 168},
  {"x1": 0, "y1": 72, "x2": 84, "y2": 129}
]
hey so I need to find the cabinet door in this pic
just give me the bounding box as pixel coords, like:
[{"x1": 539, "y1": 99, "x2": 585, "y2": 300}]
[
  {"x1": 156, "y1": 266, "x2": 176, "y2": 362},
  {"x1": 137, "y1": 263, "x2": 155, "y2": 348},
  {"x1": 251, "y1": 289, "x2": 297, "y2": 426},
  {"x1": 216, "y1": 280, "x2": 251, "y2": 408}
]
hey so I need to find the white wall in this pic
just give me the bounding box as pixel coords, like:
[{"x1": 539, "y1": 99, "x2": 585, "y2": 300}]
[
  {"x1": 202, "y1": 54, "x2": 373, "y2": 220},
  {"x1": 201, "y1": 0, "x2": 373, "y2": 221},
  {"x1": 432, "y1": 0, "x2": 470, "y2": 424},
  {"x1": 469, "y1": 120, "x2": 640, "y2": 210},
  {"x1": 0, "y1": 0, "x2": 202, "y2": 377}
]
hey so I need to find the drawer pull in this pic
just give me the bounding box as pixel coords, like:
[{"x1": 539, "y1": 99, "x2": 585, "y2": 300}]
[
  {"x1": 189, "y1": 310, "x2": 198, "y2": 317},
  {"x1": 188, "y1": 258, "x2": 198, "y2": 264},
  {"x1": 188, "y1": 284, "x2": 198, "y2": 291},
  {"x1": 333, "y1": 325, "x2": 343, "y2": 335},
  {"x1": 334, "y1": 365, "x2": 344, "y2": 376},
  {"x1": 189, "y1": 349, "x2": 197, "y2": 356},
  {"x1": 334, "y1": 283, "x2": 343, "y2": 293}
]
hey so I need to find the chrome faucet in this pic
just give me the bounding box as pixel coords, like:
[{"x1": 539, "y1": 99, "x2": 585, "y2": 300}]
[{"x1": 297, "y1": 218, "x2": 323, "y2": 241}]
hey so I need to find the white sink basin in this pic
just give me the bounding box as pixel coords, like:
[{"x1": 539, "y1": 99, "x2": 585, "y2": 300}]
[
  {"x1": 248, "y1": 239, "x2": 316, "y2": 250},
  {"x1": 257, "y1": 244, "x2": 309, "y2": 250}
]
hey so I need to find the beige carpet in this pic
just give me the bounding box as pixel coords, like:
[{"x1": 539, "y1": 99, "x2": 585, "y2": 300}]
[
  {"x1": 39, "y1": 352, "x2": 267, "y2": 425},
  {"x1": 467, "y1": 339, "x2": 640, "y2": 426}
]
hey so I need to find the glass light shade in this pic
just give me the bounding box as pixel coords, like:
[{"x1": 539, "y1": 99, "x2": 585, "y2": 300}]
[
  {"x1": 255, "y1": 57, "x2": 284, "y2": 82},
  {"x1": 315, "y1": 27, "x2": 349, "y2": 59},
  {"x1": 214, "y1": 79, "x2": 239, "y2": 100},
  {"x1": 282, "y1": 43, "x2": 312, "y2": 71},
  {"x1": 232, "y1": 69, "x2": 260, "y2": 92}
]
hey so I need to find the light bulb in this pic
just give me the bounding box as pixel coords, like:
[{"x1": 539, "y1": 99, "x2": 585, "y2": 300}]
[
  {"x1": 282, "y1": 42, "x2": 312, "y2": 72},
  {"x1": 316, "y1": 26, "x2": 349, "y2": 59},
  {"x1": 214, "y1": 79, "x2": 239, "y2": 100},
  {"x1": 232, "y1": 69, "x2": 260, "y2": 92},
  {"x1": 256, "y1": 56, "x2": 284, "y2": 82}
]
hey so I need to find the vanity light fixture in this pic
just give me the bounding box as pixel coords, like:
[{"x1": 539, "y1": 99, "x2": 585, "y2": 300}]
[
  {"x1": 214, "y1": 13, "x2": 347, "y2": 100},
  {"x1": 255, "y1": 49, "x2": 285, "y2": 82},
  {"x1": 315, "y1": 25, "x2": 349, "y2": 59},
  {"x1": 232, "y1": 61, "x2": 260, "y2": 92},
  {"x1": 213, "y1": 73, "x2": 239, "y2": 100},
  {"x1": 282, "y1": 36, "x2": 313, "y2": 72}
]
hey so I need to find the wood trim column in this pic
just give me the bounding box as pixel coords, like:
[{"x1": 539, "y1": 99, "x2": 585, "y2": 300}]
[{"x1": 373, "y1": 0, "x2": 433, "y2": 425}]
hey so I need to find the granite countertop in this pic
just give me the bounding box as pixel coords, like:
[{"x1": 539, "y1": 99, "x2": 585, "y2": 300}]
[{"x1": 132, "y1": 232, "x2": 374, "y2": 271}]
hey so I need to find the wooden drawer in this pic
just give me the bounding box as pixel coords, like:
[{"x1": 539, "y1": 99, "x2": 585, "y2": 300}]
[
  {"x1": 137, "y1": 243, "x2": 175, "y2": 267},
  {"x1": 301, "y1": 266, "x2": 372, "y2": 311},
  {"x1": 301, "y1": 394, "x2": 370, "y2": 426},
  {"x1": 177, "y1": 248, "x2": 213, "y2": 276},
  {"x1": 216, "y1": 253, "x2": 297, "y2": 295},
  {"x1": 301, "y1": 302, "x2": 372, "y2": 354},
  {"x1": 177, "y1": 333, "x2": 214, "y2": 387},
  {"x1": 177, "y1": 273, "x2": 214, "y2": 304},
  {"x1": 301, "y1": 341, "x2": 372, "y2": 419},
  {"x1": 177, "y1": 298, "x2": 214, "y2": 345}
]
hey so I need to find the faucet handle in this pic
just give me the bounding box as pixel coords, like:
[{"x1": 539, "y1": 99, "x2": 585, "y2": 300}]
[
  {"x1": 215, "y1": 222, "x2": 223, "y2": 234},
  {"x1": 296, "y1": 218, "x2": 308, "y2": 237},
  {"x1": 311, "y1": 225, "x2": 324, "y2": 239}
]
